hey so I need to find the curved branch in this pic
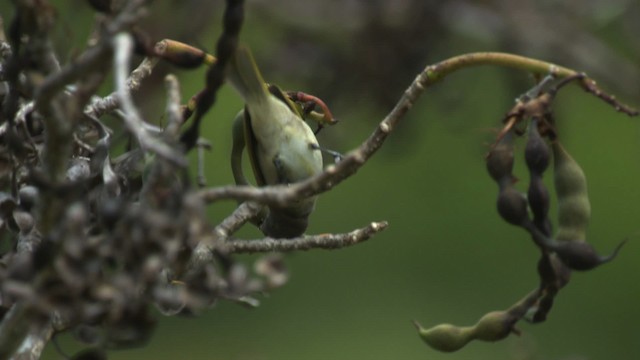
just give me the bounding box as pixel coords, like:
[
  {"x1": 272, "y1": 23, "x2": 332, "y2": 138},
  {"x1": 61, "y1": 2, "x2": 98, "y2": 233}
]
[{"x1": 197, "y1": 52, "x2": 638, "y2": 207}]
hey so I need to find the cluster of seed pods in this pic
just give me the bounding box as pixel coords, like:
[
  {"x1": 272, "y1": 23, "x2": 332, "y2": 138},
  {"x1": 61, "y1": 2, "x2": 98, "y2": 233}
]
[{"x1": 416, "y1": 78, "x2": 630, "y2": 352}]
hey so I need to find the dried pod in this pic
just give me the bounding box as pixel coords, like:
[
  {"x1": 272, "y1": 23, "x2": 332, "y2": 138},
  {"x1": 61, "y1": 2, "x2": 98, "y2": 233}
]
[
  {"x1": 414, "y1": 322, "x2": 472, "y2": 353},
  {"x1": 527, "y1": 177, "x2": 550, "y2": 229},
  {"x1": 536, "y1": 254, "x2": 557, "y2": 286},
  {"x1": 528, "y1": 224, "x2": 626, "y2": 271},
  {"x1": 552, "y1": 239, "x2": 627, "y2": 271},
  {"x1": 531, "y1": 295, "x2": 554, "y2": 323},
  {"x1": 18, "y1": 186, "x2": 38, "y2": 211},
  {"x1": 531, "y1": 254, "x2": 570, "y2": 323},
  {"x1": 497, "y1": 187, "x2": 529, "y2": 226},
  {"x1": 525, "y1": 119, "x2": 550, "y2": 175},
  {"x1": 486, "y1": 134, "x2": 515, "y2": 184},
  {"x1": 0, "y1": 192, "x2": 17, "y2": 218}
]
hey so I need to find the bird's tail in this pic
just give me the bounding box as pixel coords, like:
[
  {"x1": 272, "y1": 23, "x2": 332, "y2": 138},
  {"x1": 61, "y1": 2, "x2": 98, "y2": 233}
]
[{"x1": 227, "y1": 46, "x2": 269, "y2": 104}]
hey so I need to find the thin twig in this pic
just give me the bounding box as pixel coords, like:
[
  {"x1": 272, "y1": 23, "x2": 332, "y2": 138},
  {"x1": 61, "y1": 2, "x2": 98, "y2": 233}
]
[
  {"x1": 113, "y1": 33, "x2": 186, "y2": 167},
  {"x1": 196, "y1": 138, "x2": 212, "y2": 188},
  {"x1": 221, "y1": 221, "x2": 388, "y2": 254},
  {"x1": 164, "y1": 74, "x2": 183, "y2": 136},
  {"x1": 215, "y1": 201, "x2": 263, "y2": 238},
  {"x1": 87, "y1": 57, "x2": 158, "y2": 118},
  {"x1": 187, "y1": 201, "x2": 263, "y2": 271},
  {"x1": 180, "y1": 0, "x2": 244, "y2": 151}
]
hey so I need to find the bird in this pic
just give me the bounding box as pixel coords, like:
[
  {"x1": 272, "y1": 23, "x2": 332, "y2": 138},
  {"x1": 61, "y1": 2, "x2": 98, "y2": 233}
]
[{"x1": 227, "y1": 46, "x2": 323, "y2": 238}]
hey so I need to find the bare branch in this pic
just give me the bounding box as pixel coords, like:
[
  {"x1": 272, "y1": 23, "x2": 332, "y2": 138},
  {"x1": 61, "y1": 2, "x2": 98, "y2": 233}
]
[
  {"x1": 86, "y1": 57, "x2": 158, "y2": 118},
  {"x1": 221, "y1": 221, "x2": 389, "y2": 254},
  {"x1": 197, "y1": 52, "x2": 638, "y2": 208},
  {"x1": 113, "y1": 33, "x2": 186, "y2": 167},
  {"x1": 215, "y1": 202, "x2": 264, "y2": 237},
  {"x1": 164, "y1": 74, "x2": 183, "y2": 135}
]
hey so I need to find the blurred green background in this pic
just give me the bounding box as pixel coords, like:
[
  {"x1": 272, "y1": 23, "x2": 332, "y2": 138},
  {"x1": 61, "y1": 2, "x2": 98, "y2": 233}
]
[{"x1": 3, "y1": 0, "x2": 640, "y2": 359}]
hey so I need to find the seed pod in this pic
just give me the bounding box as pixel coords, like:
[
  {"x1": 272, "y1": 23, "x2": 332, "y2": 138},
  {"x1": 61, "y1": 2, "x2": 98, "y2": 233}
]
[
  {"x1": 531, "y1": 295, "x2": 554, "y2": 323},
  {"x1": 552, "y1": 239, "x2": 627, "y2": 271},
  {"x1": 552, "y1": 141, "x2": 591, "y2": 241},
  {"x1": 471, "y1": 311, "x2": 513, "y2": 342},
  {"x1": 497, "y1": 187, "x2": 529, "y2": 226},
  {"x1": 528, "y1": 223, "x2": 625, "y2": 271},
  {"x1": 525, "y1": 119, "x2": 550, "y2": 175},
  {"x1": 527, "y1": 177, "x2": 550, "y2": 229},
  {"x1": 486, "y1": 133, "x2": 514, "y2": 184},
  {"x1": 553, "y1": 142, "x2": 588, "y2": 198},
  {"x1": 414, "y1": 322, "x2": 472, "y2": 353},
  {"x1": 555, "y1": 196, "x2": 591, "y2": 241}
]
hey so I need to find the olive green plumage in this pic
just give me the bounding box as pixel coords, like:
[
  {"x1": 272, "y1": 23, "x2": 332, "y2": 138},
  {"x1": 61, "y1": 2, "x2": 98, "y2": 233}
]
[{"x1": 228, "y1": 47, "x2": 322, "y2": 238}]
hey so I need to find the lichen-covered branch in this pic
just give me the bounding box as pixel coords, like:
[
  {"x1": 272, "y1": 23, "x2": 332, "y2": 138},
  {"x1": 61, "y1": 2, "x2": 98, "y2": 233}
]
[{"x1": 221, "y1": 221, "x2": 388, "y2": 254}]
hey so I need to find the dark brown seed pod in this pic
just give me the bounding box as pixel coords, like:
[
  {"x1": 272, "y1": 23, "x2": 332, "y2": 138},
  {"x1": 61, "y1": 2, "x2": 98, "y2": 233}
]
[
  {"x1": 497, "y1": 187, "x2": 529, "y2": 226},
  {"x1": 486, "y1": 133, "x2": 514, "y2": 183},
  {"x1": 527, "y1": 223, "x2": 627, "y2": 271},
  {"x1": 525, "y1": 119, "x2": 550, "y2": 175},
  {"x1": 531, "y1": 295, "x2": 554, "y2": 323},
  {"x1": 527, "y1": 176, "x2": 550, "y2": 226},
  {"x1": 552, "y1": 239, "x2": 627, "y2": 271},
  {"x1": 536, "y1": 254, "x2": 556, "y2": 285}
]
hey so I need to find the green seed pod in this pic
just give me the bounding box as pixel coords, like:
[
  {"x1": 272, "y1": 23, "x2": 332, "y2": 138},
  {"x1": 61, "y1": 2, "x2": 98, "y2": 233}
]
[
  {"x1": 552, "y1": 141, "x2": 591, "y2": 243},
  {"x1": 555, "y1": 196, "x2": 591, "y2": 241},
  {"x1": 415, "y1": 322, "x2": 472, "y2": 353},
  {"x1": 553, "y1": 142, "x2": 588, "y2": 198},
  {"x1": 471, "y1": 311, "x2": 513, "y2": 342},
  {"x1": 497, "y1": 187, "x2": 529, "y2": 226}
]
